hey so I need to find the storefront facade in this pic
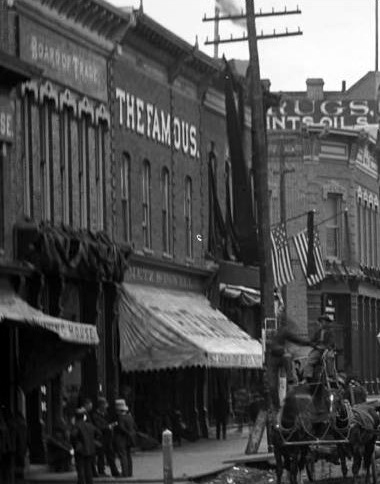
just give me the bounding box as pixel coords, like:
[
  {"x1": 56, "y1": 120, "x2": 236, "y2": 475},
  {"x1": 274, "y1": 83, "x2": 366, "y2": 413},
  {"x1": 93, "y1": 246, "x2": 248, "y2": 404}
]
[
  {"x1": 0, "y1": 0, "x2": 134, "y2": 465},
  {"x1": 113, "y1": 12, "x2": 263, "y2": 439}
]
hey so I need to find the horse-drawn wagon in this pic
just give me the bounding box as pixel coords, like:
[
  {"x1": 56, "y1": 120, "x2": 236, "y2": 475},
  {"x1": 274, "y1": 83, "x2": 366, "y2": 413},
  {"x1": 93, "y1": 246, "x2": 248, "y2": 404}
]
[{"x1": 271, "y1": 349, "x2": 380, "y2": 484}]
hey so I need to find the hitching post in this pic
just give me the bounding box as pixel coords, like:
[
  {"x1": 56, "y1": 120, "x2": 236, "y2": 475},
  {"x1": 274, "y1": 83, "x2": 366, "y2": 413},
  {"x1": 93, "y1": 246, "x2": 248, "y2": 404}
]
[{"x1": 162, "y1": 429, "x2": 173, "y2": 484}]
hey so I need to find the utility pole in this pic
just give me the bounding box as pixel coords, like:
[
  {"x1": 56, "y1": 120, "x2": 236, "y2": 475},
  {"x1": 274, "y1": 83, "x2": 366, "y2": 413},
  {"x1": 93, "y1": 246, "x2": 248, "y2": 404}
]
[
  {"x1": 278, "y1": 136, "x2": 295, "y2": 313},
  {"x1": 376, "y1": 0, "x2": 379, "y2": 71},
  {"x1": 213, "y1": 6, "x2": 220, "y2": 59},
  {"x1": 245, "y1": 0, "x2": 274, "y2": 324},
  {"x1": 203, "y1": 0, "x2": 303, "y2": 440}
]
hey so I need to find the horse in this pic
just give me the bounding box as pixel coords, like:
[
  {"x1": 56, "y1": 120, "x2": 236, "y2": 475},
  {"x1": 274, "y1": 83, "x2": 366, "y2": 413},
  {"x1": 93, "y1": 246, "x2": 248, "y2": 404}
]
[{"x1": 272, "y1": 381, "x2": 346, "y2": 484}]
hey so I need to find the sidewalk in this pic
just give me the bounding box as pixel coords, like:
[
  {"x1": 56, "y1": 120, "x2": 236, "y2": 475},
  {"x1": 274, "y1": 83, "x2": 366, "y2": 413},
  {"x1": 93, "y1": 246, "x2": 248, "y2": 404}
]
[{"x1": 25, "y1": 427, "x2": 270, "y2": 484}]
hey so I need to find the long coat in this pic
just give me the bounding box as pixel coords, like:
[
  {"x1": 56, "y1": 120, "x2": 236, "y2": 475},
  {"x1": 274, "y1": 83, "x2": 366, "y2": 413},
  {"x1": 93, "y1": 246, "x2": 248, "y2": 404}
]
[
  {"x1": 70, "y1": 420, "x2": 99, "y2": 457},
  {"x1": 114, "y1": 412, "x2": 136, "y2": 449}
]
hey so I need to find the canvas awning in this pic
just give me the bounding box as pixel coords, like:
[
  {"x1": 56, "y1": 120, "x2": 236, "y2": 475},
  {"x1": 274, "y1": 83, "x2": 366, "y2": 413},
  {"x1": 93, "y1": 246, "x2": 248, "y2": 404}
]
[
  {"x1": 119, "y1": 283, "x2": 263, "y2": 372},
  {"x1": 0, "y1": 279, "x2": 99, "y2": 390},
  {"x1": 0, "y1": 281, "x2": 99, "y2": 345}
]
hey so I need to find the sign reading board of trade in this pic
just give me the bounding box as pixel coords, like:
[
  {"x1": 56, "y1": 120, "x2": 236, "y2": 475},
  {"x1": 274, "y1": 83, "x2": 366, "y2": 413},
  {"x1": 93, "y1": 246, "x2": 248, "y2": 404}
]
[
  {"x1": 19, "y1": 17, "x2": 108, "y2": 102},
  {"x1": 0, "y1": 96, "x2": 14, "y2": 143},
  {"x1": 267, "y1": 99, "x2": 377, "y2": 130}
]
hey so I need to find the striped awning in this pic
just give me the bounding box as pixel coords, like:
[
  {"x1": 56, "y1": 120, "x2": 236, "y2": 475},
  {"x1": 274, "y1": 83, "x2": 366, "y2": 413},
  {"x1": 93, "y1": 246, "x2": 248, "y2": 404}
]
[{"x1": 119, "y1": 283, "x2": 263, "y2": 372}]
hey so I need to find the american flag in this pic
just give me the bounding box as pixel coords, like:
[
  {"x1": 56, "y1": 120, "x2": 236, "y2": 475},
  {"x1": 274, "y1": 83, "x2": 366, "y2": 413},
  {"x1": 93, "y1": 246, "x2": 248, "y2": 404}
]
[
  {"x1": 293, "y1": 228, "x2": 325, "y2": 286},
  {"x1": 271, "y1": 223, "x2": 295, "y2": 288}
]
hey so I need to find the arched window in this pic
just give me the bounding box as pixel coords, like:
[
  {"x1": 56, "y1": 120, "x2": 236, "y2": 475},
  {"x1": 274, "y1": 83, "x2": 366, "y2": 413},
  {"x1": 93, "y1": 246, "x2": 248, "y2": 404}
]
[
  {"x1": 142, "y1": 160, "x2": 151, "y2": 249},
  {"x1": 121, "y1": 153, "x2": 131, "y2": 242},
  {"x1": 161, "y1": 167, "x2": 171, "y2": 254},
  {"x1": 184, "y1": 176, "x2": 193, "y2": 259}
]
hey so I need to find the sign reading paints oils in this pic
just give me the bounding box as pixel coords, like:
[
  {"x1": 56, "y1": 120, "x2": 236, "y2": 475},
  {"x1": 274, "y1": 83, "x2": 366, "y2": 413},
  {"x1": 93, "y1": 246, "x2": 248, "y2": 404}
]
[
  {"x1": 0, "y1": 97, "x2": 14, "y2": 143},
  {"x1": 267, "y1": 99, "x2": 377, "y2": 130}
]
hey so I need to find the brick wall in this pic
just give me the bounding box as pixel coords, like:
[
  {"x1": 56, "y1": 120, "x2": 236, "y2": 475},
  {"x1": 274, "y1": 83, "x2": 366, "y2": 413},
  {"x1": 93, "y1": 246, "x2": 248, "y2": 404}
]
[{"x1": 113, "y1": 49, "x2": 230, "y2": 269}]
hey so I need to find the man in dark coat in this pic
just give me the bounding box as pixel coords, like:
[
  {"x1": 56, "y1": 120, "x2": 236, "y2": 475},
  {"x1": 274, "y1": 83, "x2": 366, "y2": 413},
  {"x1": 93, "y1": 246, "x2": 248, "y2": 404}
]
[
  {"x1": 92, "y1": 397, "x2": 119, "y2": 477},
  {"x1": 214, "y1": 392, "x2": 229, "y2": 440},
  {"x1": 303, "y1": 314, "x2": 335, "y2": 382},
  {"x1": 113, "y1": 399, "x2": 136, "y2": 478},
  {"x1": 70, "y1": 407, "x2": 100, "y2": 484}
]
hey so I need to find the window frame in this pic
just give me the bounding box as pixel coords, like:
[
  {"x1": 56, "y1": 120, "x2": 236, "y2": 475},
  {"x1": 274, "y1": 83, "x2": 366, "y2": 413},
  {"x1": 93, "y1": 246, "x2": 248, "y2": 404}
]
[
  {"x1": 142, "y1": 159, "x2": 152, "y2": 249},
  {"x1": 184, "y1": 176, "x2": 193, "y2": 259},
  {"x1": 121, "y1": 153, "x2": 132, "y2": 242}
]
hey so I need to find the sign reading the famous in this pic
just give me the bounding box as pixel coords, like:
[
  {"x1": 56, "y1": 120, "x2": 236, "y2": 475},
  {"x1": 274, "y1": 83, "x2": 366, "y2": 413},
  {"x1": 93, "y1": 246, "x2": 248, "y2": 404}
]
[
  {"x1": 19, "y1": 17, "x2": 108, "y2": 102},
  {"x1": 0, "y1": 97, "x2": 14, "y2": 143},
  {"x1": 116, "y1": 87, "x2": 199, "y2": 159},
  {"x1": 267, "y1": 99, "x2": 377, "y2": 130}
]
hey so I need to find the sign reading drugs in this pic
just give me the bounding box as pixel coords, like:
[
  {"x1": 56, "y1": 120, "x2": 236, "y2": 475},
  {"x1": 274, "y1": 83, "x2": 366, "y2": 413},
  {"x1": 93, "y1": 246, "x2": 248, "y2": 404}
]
[
  {"x1": 116, "y1": 87, "x2": 199, "y2": 159},
  {"x1": 267, "y1": 99, "x2": 377, "y2": 130}
]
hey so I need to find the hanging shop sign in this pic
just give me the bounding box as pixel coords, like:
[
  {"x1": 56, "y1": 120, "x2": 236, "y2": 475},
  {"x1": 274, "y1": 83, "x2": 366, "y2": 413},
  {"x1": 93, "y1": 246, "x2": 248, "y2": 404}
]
[
  {"x1": 0, "y1": 96, "x2": 14, "y2": 143},
  {"x1": 267, "y1": 99, "x2": 377, "y2": 131},
  {"x1": 116, "y1": 87, "x2": 199, "y2": 159},
  {"x1": 19, "y1": 17, "x2": 108, "y2": 102}
]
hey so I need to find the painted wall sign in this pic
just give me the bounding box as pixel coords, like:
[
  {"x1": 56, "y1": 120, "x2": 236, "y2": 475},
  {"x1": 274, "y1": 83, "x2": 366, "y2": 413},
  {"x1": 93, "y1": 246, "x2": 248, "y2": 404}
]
[
  {"x1": 267, "y1": 99, "x2": 377, "y2": 130},
  {"x1": 125, "y1": 264, "x2": 202, "y2": 291},
  {"x1": 116, "y1": 87, "x2": 199, "y2": 159},
  {"x1": 0, "y1": 97, "x2": 14, "y2": 143},
  {"x1": 19, "y1": 16, "x2": 108, "y2": 102}
]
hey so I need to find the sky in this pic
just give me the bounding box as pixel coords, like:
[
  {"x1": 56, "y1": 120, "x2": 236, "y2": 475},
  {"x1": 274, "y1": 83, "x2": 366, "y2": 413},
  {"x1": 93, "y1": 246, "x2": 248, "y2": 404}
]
[{"x1": 108, "y1": 0, "x2": 378, "y2": 93}]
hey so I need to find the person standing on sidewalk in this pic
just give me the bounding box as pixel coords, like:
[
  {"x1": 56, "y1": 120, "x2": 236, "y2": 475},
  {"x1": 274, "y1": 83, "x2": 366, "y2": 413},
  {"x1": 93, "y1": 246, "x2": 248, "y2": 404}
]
[
  {"x1": 113, "y1": 399, "x2": 136, "y2": 478},
  {"x1": 70, "y1": 407, "x2": 100, "y2": 484},
  {"x1": 92, "y1": 397, "x2": 119, "y2": 477},
  {"x1": 214, "y1": 392, "x2": 229, "y2": 440}
]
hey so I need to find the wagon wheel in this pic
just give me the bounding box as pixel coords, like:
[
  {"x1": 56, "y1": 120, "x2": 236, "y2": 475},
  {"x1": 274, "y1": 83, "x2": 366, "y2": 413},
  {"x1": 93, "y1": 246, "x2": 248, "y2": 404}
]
[{"x1": 371, "y1": 453, "x2": 377, "y2": 484}]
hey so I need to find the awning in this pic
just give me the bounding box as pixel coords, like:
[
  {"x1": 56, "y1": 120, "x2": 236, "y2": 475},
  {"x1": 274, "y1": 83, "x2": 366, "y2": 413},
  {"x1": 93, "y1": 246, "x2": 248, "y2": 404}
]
[
  {"x1": 119, "y1": 283, "x2": 263, "y2": 372},
  {"x1": 0, "y1": 281, "x2": 99, "y2": 345},
  {"x1": 0, "y1": 280, "x2": 99, "y2": 391}
]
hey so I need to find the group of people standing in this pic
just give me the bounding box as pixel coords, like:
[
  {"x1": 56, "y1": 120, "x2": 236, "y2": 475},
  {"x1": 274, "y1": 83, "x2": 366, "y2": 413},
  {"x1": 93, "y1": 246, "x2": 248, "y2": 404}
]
[{"x1": 70, "y1": 397, "x2": 136, "y2": 484}]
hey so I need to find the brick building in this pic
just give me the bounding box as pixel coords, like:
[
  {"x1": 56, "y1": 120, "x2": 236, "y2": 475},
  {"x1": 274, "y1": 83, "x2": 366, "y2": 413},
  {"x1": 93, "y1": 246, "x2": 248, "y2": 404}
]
[
  {"x1": 112, "y1": 11, "x2": 263, "y2": 440},
  {"x1": 266, "y1": 75, "x2": 380, "y2": 393},
  {"x1": 0, "y1": 0, "x2": 136, "y2": 467}
]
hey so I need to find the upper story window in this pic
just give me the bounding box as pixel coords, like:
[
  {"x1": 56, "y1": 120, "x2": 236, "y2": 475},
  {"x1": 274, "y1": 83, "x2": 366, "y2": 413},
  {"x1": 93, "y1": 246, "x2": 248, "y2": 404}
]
[
  {"x1": 95, "y1": 121, "x2": 107, "y2": 231},
  {"x1": 40, "y1": 101, "x2": 55, "y2": 222},
  {"x1": 142, "y1": 159, "x2": 152, "y2": 249},
  {"x1": 121, "y1": 153, "x2": 131, "y2": 242},
  {"x1": 325, "y1": 193, "x2": 342, "y2": 258},
  {"x1": 61, "y1": 106, "x2": 73, "y2": 226},
  {"x1": 79, "y1": 114, "x2": 91, "y2": 229},
  {"x1": 22, "y1": 90, "x2": 36, "y2": 219},
  {"x1": 185, "y1": 176, "x2": 193, "y2": 259},
  {"x1": 161, "y1": 167, "x2": 171, "y2": 254}
]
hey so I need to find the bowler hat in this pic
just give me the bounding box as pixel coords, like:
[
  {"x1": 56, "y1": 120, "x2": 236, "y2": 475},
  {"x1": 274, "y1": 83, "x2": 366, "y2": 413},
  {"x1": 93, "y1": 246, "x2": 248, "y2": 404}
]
[{"x1": 115, "y1": 399, "x2": 128, "y2": 412}]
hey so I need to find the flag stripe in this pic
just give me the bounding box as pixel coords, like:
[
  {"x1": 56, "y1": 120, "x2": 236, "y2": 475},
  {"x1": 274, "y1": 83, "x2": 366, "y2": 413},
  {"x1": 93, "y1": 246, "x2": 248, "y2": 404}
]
[
  {"x1": 271, "y1": 223, "x2": 295, "y2": 288},
  {"x1": 293, "y1": 229, "x2": 325, "y2": 286}
]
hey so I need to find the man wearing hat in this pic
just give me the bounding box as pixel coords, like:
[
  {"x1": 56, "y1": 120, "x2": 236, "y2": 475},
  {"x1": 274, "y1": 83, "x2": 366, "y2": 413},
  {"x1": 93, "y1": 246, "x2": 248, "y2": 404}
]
[
  {"x1": 70, "y1": 407, "x2": 101, "y2": 484},
  {"x1": 303, "y1": 313, "x2": 335, "y2": 382},
  {"x1": 113, "y1": 399, "x2": 136, "y2": 477},
  {"x1": 92, "y1": 397, "x2": 119, "y2": 477}
]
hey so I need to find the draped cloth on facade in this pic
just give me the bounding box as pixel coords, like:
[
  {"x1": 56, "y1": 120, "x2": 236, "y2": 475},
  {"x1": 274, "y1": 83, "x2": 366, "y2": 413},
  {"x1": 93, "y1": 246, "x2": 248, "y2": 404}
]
[
  {"x1": 0, "y1": 279, "x2": 99, "y2": 391},
  {"x1": 119, "y1": 283, "x2": 263, "y2": 372}
]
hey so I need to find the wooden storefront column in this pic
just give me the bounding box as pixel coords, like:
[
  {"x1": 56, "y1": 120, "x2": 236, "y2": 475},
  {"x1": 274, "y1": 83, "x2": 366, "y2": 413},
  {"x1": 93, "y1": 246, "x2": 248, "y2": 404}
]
[
  {"x1": 370, "y1": 298, "x2": 377, "y2": 394},
  {"x1": 350, "y1": 294, "x2": 360, "y2": 376},
  {"x1": 357, "y1": 296, "x2": 364, "y2": 381},
  {"x1": 377, "y1": 301, "x2": 380, "y2": 393},
  {"x1": 364, "y1": 297, "x2": 370, "y2": 392},
  {"x1": 371, "y1": 298, "x2": 379, "y2": 394}
]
